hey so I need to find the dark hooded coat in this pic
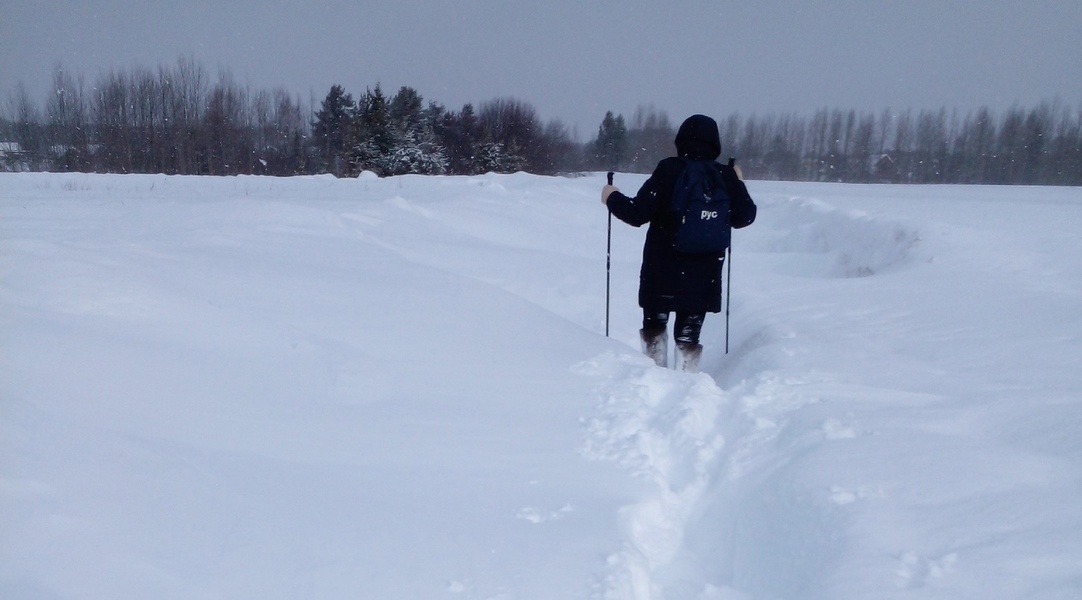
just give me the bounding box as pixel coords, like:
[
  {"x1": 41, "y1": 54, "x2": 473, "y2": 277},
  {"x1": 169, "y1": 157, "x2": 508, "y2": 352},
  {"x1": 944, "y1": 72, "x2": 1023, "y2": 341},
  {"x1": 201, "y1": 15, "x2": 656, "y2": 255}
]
[{"x1": 606, "y1": 114, "x2": 757, "y2": 314}]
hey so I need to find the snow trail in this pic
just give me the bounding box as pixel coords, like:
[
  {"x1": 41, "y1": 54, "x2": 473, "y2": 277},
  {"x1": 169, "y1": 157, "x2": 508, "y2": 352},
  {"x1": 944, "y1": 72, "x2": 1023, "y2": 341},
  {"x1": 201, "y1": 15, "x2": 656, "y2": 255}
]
[{"x1": 577, "y1": 353, "x2": 729, "y2": 599}]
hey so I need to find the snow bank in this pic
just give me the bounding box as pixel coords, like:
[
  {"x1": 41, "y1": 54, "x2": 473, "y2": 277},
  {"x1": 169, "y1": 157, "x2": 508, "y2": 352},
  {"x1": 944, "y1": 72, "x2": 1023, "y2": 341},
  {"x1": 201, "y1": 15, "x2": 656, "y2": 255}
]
[{"x1": 751, "y1": 194, "x2": 921, "y2": 278}]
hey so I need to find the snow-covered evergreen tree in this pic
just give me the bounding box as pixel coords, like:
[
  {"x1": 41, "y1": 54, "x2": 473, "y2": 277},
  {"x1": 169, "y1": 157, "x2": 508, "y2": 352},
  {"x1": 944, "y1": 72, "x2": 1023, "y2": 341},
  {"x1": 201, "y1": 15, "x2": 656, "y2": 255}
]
[
  {"x1": 378, "y1": 130, "x2": 448, "y2": 176},
  {"x1": 476, "y1": 141, "x2": 524, "y2": 173},
  {"x1": 311, "y1": 85, "x2": 355, "y2": 176},
  {"x1": 352, "y1": 85, "x2": 450, "y2": 176}
]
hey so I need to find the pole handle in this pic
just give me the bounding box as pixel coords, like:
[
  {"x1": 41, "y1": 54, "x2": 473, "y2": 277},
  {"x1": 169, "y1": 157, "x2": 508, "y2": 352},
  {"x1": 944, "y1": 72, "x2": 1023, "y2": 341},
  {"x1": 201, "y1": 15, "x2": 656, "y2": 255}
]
[{"x1": 607, "y1": 171, "x2": 614, "y2": 185}]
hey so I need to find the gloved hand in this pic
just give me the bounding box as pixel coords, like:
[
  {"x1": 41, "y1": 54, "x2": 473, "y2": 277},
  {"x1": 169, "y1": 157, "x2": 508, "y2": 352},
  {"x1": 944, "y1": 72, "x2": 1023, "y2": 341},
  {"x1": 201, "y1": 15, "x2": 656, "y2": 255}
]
[{"x1": 601, "y1": 184, "x2": 618, "y2": 205}]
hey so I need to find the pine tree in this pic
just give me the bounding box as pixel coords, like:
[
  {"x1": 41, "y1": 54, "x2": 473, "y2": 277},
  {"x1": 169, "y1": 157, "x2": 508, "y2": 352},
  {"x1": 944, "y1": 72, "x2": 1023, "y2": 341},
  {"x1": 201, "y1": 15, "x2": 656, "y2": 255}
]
[
  {"x1": 379, "y1": 130, "x2": 448, "y2": 175},
  {"x1": 352, "y1": 85, "x2": 396, "y2": 174},
  {"x1": 311, "y1": 85, "x2": 355, "y2": 176},
  {"x1": 389, "y1": 86, "x2": 425, "y2": 136},
  {"x1": 441, "y1": 104, "x2": 482, "y2": 174},
  {"x1": 475, "y1": 141, "x2": 524, "y2": 173},
  {"x1": 592, "y1": 111, "x2": 628, "y2": 170}
]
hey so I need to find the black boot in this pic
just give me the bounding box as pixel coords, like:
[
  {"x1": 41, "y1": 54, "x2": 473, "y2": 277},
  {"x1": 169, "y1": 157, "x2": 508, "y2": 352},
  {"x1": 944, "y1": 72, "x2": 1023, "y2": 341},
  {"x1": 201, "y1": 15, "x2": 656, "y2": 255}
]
[
  {"x1": 640, "y1": 327, "x2": 668, "y2": 368},
  {"x1": 675, "y1": 342, "x2": 703, "y2": 373}
]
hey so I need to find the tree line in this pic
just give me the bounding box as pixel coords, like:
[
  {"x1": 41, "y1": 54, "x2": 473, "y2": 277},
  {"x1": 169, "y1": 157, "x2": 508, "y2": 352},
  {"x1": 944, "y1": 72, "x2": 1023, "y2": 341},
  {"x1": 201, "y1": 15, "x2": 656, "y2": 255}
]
[
  {"x1": 0, "y1": 60, "x2": 578, "y2": 177},
  {"x1": 2, "y1": 60, "x2": 1078, "y2": 185},
  {"x1": 593, "y1": 104, "x2": 1081, "y2": 186},
  {"x1": 3, "y1": 59, "x2": 310, "y2": 176},
  {"x1": 717, "y1": 104, "x2": 1081, "y2": 186}
]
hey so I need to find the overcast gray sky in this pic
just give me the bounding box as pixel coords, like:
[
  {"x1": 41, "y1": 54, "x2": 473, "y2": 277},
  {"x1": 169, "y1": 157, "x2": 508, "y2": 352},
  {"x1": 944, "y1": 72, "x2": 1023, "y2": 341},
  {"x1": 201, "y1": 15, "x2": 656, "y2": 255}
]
[{"x1": 3, "y1": 0, "x2": 1080, "y2": 138}]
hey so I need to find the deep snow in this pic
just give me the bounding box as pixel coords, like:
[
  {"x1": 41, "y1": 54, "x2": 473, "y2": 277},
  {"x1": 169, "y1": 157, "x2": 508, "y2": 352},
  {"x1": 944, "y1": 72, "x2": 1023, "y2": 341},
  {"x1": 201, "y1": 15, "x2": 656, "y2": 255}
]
[{"x1": 2, "y1": 171, "x2": 1081, "y2": 599}]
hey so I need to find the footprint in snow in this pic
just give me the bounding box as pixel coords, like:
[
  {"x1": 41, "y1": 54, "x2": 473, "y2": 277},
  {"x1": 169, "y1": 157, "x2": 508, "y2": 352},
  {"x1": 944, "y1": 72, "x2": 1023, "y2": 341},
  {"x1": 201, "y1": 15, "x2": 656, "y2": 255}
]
[
  {"x1": 516, "y1": 504, "x2": 574, "y2": 524},
  {"x1": 895, "y1": 551, "x2": 958, "y2": 588},
  {"x1": 822, "y1": 418, "x2": 858, "y2": 439},
  {"x1": 829, "y1": 485, "x2": 883, "y2": 505}
]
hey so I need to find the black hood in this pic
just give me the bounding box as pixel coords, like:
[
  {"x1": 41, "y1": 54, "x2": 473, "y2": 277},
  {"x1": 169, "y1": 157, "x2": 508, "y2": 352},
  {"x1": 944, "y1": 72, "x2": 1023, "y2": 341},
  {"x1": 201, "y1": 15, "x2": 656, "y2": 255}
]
[{"x1": 674, "y1": 114, "x2": 721, "y2": 160}]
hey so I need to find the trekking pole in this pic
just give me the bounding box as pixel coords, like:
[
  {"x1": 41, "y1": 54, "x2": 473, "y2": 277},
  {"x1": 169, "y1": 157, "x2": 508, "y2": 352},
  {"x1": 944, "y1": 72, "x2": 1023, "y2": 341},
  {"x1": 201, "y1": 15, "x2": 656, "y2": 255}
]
[
  {"x1": 605, "y1": 171, "x2": 614, "y2": 337},
  {"x1": 725, "y1": 242, "x2": 732, "y2": 354},
  {"x1": 724, "y1": 157, "x2": 738, "y2": 354}
]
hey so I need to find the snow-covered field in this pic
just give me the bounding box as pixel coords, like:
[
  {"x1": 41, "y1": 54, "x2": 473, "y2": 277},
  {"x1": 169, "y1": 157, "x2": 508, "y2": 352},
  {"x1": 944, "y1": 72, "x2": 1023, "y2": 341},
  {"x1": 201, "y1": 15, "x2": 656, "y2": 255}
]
[{"x1": 2, "y1": 171, "x2": 1081, "y2": 600}]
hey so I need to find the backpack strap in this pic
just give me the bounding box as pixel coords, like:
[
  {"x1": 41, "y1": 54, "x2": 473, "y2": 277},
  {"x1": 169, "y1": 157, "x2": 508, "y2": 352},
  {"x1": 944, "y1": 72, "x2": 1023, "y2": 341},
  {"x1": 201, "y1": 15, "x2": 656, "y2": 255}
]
[{"x1": 661, "y1": 157, "x2": 691, "y2": 233}]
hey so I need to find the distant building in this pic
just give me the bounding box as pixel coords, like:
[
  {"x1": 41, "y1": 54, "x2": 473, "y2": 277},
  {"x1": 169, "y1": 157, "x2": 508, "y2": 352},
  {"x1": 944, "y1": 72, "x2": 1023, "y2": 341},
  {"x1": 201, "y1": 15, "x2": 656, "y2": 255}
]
[
  {"x1": 0, "y1": 141, "x2": 29, "y2": 171},
  {"x1": 873, "y1": 154, "x2": 897, "y2": 183}
]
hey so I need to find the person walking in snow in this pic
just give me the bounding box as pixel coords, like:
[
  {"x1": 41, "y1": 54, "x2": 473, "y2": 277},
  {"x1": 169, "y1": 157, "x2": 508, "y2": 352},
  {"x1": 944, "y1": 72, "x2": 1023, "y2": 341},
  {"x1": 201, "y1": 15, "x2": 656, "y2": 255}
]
[{"x1": 602, "y1": 114, "x2": 756, "y2": 372}]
